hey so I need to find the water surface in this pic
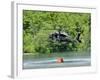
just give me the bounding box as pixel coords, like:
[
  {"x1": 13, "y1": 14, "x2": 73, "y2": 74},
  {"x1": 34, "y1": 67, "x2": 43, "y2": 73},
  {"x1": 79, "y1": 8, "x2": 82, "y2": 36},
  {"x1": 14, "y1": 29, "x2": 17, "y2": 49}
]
[{"x1": 23, "y1": 51, "x2": 91, "y2": 69}]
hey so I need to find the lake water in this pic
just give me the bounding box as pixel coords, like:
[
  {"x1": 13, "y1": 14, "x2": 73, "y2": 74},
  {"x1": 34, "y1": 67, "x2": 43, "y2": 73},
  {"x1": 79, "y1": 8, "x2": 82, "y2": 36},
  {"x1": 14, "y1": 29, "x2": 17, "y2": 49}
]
[{"x1": 23, "y1": 51, "x2": 91, "y2": 69}]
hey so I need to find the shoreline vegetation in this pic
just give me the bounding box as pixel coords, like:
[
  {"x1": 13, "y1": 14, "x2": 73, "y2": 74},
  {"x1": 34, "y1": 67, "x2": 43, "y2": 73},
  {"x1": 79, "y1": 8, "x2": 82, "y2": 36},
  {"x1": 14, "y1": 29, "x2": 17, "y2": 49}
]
[{"x1": 23, "y1": 10, "x2": 91, "y2": 57}]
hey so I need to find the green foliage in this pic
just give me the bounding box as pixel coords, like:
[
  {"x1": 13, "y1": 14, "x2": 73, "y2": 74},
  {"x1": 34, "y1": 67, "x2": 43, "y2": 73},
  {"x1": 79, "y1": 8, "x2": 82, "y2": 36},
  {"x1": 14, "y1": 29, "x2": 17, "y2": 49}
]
[
  {"x1": 23, "y1": 10, "x2": 91, "y2": 54},
  {"x1": 23, "y1": 31, "x2": 35, "y2": 53}
]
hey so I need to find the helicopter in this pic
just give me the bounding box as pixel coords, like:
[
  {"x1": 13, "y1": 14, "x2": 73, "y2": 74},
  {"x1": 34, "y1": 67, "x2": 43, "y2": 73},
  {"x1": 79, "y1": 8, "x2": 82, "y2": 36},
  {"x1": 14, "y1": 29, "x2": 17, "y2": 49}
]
[{"x1": 49, "y1": 26, "x2": 82, "y2": 44}]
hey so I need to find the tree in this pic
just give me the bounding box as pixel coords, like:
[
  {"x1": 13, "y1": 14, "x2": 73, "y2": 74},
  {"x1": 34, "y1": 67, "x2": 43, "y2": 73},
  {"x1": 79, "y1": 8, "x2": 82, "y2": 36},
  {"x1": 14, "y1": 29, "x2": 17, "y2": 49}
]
[{"x1": 23, "y1": 10, "x2": 91, "y2": 54}]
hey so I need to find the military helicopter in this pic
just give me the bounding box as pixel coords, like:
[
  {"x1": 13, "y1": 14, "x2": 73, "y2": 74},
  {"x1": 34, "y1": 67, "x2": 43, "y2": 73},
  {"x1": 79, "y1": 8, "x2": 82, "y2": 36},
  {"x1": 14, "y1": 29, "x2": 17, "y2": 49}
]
[{"x1": 49, "y1": 24, "x2": 82, "y2": 44}]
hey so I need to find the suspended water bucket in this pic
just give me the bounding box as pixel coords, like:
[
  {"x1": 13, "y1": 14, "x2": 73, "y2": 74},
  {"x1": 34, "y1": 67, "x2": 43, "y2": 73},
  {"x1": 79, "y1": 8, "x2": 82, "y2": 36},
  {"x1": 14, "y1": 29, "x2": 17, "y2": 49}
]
[{"x1": 56, "y1": 57, "x2": 64, "y2": 63}]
